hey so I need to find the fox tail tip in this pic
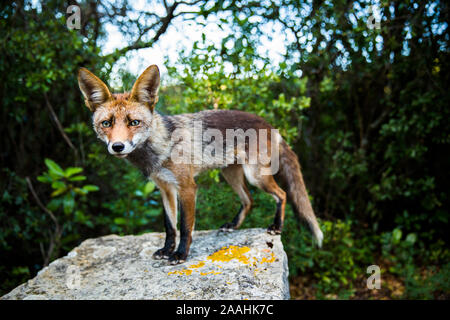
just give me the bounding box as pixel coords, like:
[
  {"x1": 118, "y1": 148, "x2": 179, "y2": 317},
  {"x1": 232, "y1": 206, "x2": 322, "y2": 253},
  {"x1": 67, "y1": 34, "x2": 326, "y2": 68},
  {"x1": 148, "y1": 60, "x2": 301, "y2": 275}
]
[{"x1": 315, "y1": 228, "x2": 324, "y2": 248}]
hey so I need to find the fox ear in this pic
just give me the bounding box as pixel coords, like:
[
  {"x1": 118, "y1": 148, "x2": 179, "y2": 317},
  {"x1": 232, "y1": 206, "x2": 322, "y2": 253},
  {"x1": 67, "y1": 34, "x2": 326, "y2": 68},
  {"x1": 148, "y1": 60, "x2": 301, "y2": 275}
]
[
  {"x1": 130, "y1": 65, "x2": 160, "y2": 111},
  {"x1": 78, "y1": 68, "x2": 112, "y2": 111}
]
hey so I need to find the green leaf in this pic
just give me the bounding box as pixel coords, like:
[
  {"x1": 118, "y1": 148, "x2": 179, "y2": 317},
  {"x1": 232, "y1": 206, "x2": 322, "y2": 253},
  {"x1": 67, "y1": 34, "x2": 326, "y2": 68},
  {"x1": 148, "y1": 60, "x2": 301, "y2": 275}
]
[
  {"x1": 146, "y1": 208, "x2": 161, "y2": 217},
  {"x1": 73, "y1": 187, "x2": 87, "y2": 196},
  {"x1": 392, "y1": 228, "x2": 402, "y2": 244},
  {"x1": 138, "y1": 218, "x2": 149, "y2": 225},
  {"x1": 46, "y1": 198, "x2": 61, "y2": 211},
  {"x1": 74, "y1": 210, "x2": 87, "y2": 223},
  {"x1": 143, "y1": 181, "x2": 155, "y2": 195},
  {"x1": 51, "y1": 181, "x2": 66, "y2": 190},
  {"x1": 63, "y1": 193, "x2": 75, "y2": 215},
  {"x1": 82, "y1": 185, "x2": 99, "y2": 192},
  {"x1": 342, "y1": 238, "x2": 353, "y2": 247},
  {"x1": 51, "y1": 187, "x2": 67, "y2": 197},
  {"x1": 69, "y1": 175, "x2": 87, "y2": 181},
  {"x1": 64, "y1": 167, "x2": 83, "y2": 177},
  {"x1": 114, "y1": 217, "x2": 127, "y2": 225},
  {"x1": 44, "y1": 158, "x2": 64, "y2": 177},
  {"x1": 322, "y1": 276, "x2": 331, "y2": 284},
  {"x1": 134, "y1": 190, "x2": 143, "y2": 197},
  {"x1": 405, "y1": 233, "x2": 417, "y2": 245},
  {"x1": 48, "y1": 170, "x2": 63, "y2": 180},
  {"x1": 37, "y1": 174, "x2": 52, "y2": 183},
  {"x1": 12, "y1": 266, "x2": 30, "y2": 275}
]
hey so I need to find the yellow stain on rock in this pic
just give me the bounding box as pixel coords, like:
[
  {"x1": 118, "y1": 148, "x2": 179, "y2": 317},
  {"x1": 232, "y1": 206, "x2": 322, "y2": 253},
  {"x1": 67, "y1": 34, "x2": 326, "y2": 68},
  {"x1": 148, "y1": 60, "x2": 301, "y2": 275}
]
[
  {"x1": 168, "y1": 261, "x2": 205, "y2": 276},
  {"x1": 189, "y1": 261, "x2": 205, "y2": 269},
  {"x1": 260, "y1": 252, "x2": 276, "y2": 264},
  {"x1": 168, "y1": 269, "x2": 193, "y2": 276},
  {"x1": 207, "y1": 245, "x2": 251, "y2": 264},
  {"x1": 168, "y1": 245, "x2": 276, "y2": 276},
  {"x1": 200, "y1": 271, "x2": 222, "y2": 276}
]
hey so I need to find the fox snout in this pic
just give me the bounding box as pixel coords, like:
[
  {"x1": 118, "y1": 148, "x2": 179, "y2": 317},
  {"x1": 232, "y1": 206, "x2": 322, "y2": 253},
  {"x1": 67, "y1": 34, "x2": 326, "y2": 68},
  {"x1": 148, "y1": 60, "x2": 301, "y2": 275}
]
[
  {"x1": 107, "y1": 140, "x2": 134, "y2": 157},
  {"x1": 112, "y1": 142, "x2": 125, "y2": 152}
]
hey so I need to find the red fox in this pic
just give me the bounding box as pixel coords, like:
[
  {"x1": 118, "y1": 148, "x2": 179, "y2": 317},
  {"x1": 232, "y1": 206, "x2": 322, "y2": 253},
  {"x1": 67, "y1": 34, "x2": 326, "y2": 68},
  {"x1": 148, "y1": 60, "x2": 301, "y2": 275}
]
[{"x1": 78, "y1": 65, "x2": 323, "y2": 264}]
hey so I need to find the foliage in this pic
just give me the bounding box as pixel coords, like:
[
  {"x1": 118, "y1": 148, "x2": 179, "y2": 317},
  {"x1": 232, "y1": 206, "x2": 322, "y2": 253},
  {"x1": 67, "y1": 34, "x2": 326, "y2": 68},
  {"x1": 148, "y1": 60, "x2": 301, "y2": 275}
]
[
  {"x1": 165, "y1": 47, "x2": 310, "y2": 145},
  {"x1": 38, "y1": 159, "x2": 99, "y2": 219}
]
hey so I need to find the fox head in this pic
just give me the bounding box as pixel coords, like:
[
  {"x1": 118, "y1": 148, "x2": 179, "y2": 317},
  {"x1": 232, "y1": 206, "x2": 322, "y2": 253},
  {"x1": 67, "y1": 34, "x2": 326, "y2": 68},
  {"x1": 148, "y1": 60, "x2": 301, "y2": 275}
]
[{"x1": 77, "y1": 65, "x2": 160, "y2": 158}]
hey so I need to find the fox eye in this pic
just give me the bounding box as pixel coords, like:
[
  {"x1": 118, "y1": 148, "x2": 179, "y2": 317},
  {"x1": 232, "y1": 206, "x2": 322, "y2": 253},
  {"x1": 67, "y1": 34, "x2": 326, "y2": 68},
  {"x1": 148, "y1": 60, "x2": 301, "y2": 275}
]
[
  {"x1": 101, "y1": 120, "x2": 111, "y2": 128},
  {"x1": 129, "y1": 120, "x2": 141, "y2": 126}
]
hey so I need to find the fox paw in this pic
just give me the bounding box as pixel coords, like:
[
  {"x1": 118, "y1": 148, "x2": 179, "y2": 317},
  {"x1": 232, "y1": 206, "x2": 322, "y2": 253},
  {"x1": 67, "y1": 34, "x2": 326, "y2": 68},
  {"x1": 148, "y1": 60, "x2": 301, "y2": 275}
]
[
  {"x1": 219, "y1": 223, "x2": 236, "y2": 232},
  {"x1": 169, "y1": 252, "x2": 187, "y2": 265},
  {"x1": 153, "y1": 247, "x2": 174, "y2": 260},
  {"x1": 267, "y1": 224, "x2": 282, "y2": 235}
]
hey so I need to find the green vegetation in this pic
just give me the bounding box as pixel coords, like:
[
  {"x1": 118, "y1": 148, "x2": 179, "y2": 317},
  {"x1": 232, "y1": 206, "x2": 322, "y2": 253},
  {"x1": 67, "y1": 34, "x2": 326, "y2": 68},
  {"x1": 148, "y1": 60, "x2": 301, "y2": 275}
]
[{"x1": 0, "y1": 0, "x2": 448, "y2": 299}]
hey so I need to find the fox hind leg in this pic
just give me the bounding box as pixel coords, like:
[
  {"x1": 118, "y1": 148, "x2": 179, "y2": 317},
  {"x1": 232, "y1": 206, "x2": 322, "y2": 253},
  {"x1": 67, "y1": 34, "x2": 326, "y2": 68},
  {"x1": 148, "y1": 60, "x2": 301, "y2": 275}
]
[
  {"x1": 220, "y1": 164, "x2": 253, "y2": 231},
  {"x1": 243, "y1": 164, "x2": 286, "y2": 235}
]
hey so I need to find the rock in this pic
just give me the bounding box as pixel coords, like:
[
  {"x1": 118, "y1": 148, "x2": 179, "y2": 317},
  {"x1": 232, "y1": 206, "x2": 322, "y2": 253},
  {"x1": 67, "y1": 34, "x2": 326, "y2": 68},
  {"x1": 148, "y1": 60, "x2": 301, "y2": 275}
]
[{"x1": 1, "y1": 228, "x2": 290, "y2": 300}]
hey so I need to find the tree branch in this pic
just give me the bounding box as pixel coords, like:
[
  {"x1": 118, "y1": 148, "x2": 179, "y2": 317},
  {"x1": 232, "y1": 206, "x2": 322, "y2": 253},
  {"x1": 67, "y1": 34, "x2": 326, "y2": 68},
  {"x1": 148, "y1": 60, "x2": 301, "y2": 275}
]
[
  {"x1": 43, "y1": 92, "x2": 79, "y2": 162},
  {"x1": 101, "y1": 0, "x2": 209, "y2": 63},
  {"x1": 25, "y1": 177, "x2": 59, "y2": 231},
  {"x1": 25, "y1": 177, "x2": 62, "y2": 266}
]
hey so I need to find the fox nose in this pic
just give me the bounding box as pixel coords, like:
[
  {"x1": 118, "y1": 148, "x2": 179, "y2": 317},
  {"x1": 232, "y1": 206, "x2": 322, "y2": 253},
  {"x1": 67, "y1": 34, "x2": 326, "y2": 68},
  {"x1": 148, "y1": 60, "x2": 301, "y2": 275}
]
[{"x1": 112, "y1": 142, "x2": 125, "y2": 152}]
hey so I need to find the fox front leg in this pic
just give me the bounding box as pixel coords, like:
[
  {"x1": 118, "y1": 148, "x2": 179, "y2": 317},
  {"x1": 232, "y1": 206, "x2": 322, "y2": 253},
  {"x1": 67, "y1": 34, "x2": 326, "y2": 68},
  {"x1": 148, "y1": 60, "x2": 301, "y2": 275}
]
[
  {"x1": 153, "y1": 182, "x2": 177, "y2": 260},
  {"x1": 169, "y1": 181, "x2": 197, "y2": 265}
]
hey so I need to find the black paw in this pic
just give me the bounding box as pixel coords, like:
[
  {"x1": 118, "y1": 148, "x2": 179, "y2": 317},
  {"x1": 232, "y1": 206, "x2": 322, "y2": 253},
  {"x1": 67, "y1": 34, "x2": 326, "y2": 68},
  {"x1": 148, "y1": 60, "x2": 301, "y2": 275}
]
[
  {"x1": 219, "y1": 222, "x2": 236, "y2": 232},
  {"x1": 267, "y1": 224, "x2": 282, "y2": 235},
  {"x1": 153, "y1": 247, "x2": 174, "y2": 260},
  {"x1": 169, "y1": 251, "x2": 187, "y2": 265}
]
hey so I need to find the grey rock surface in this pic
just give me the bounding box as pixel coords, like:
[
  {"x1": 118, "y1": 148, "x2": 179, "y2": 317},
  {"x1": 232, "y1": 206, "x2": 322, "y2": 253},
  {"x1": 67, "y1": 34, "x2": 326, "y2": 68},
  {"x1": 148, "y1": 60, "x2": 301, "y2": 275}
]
[{"x1": 2, "y1": 228, "x2": 290, "y2": 300}]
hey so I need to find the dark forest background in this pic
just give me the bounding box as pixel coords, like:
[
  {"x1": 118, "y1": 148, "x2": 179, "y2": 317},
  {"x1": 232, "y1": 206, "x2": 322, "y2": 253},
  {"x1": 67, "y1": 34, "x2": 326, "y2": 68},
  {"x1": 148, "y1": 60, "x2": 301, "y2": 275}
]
[{"x1": 0, "y1": 0, "x2": 449, "y2": 299}]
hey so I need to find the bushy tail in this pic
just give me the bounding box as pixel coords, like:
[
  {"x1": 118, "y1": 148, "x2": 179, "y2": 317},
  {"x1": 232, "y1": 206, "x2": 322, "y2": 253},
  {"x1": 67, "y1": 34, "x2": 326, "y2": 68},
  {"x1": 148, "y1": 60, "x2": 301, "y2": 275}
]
[{"x1": 277, "y1": 141, "x2": 323, "y2": 247}]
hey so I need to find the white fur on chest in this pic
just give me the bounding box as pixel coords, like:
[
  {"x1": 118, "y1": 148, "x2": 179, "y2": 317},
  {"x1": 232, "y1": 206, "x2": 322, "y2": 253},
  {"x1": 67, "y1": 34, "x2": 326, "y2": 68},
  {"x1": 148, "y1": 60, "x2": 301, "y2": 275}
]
[{"x1": 151, "y1": 168, "x2": 179, "y2": 187}]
